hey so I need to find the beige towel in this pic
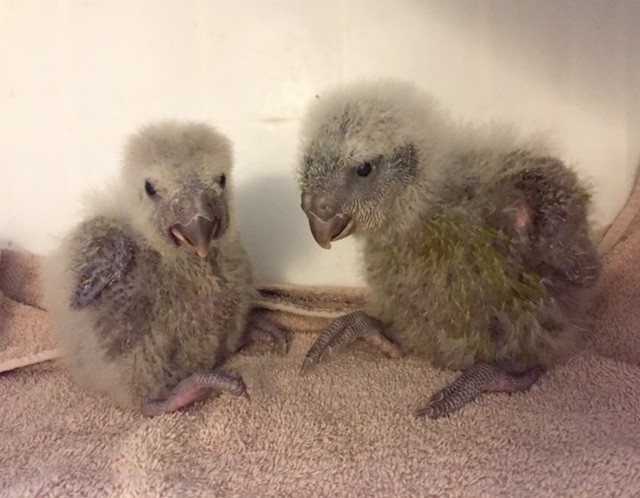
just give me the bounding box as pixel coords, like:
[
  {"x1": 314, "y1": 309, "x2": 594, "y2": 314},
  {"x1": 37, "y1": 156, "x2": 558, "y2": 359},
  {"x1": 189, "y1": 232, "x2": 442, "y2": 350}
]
[
  {"x1": 0, "y1": 250, "x2": 57, "y2": 372},
  {"x1": 587, "y1": 176, "x2": 640, "y2": 365},
  {"x1": 1, "y1": 178, "x2": 640, "y2": 496}
]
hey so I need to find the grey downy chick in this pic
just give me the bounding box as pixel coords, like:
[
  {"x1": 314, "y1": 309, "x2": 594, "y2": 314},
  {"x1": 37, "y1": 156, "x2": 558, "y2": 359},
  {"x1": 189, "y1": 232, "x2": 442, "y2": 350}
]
[
  {"x1": 44, "y1": 121, "x2": 287, "y2": 416},
  {"x1": 297, "y1": 81, "x2": 601, "y2": 418}
]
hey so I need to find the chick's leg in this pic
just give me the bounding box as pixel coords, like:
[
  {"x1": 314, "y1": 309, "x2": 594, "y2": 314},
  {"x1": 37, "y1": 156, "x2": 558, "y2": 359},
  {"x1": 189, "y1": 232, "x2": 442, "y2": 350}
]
[
  {"x1": 415, "y1": 363, "x2": 544, "y2": 419},
  {"x1": 142, "y1": 368, "x2": 248, "y2": 417},
  {"x1": 242, "y1": 308, "x2": 291, "y2": 355},
  {"x1": 300, "y1": 310, "x2": 402, "y2": 375}
]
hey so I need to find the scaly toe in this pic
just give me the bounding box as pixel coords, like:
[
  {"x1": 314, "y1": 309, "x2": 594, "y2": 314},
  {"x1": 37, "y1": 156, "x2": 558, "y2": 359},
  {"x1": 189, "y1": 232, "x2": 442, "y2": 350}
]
[
  {"x1": 299, "y1": 357, "x2": 316, "y2": 376},
  {"x1": 414, "y1": 395, "x2": 450, "y2": 419}
]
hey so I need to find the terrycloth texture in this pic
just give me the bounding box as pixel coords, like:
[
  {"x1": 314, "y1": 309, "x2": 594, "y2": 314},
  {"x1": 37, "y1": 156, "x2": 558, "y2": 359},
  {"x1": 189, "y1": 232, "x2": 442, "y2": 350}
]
[
  {"x1": 588, "y1": 195, "x2": 640, "y2": 365},
  {"x1": 2, "y1": 177, "x2": 640, "y2": 496},
  {"x1": 0, "y1": 250, "x2": 57, "y2": 372},
  {"x1": 1, "y1": 331, "x2": 639, "y2": 496}
]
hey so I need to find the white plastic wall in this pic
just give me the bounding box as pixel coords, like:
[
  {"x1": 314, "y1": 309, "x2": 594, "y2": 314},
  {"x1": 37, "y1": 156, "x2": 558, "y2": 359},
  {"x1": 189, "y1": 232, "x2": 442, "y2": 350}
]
[{"x1": 2, "y1": 0, "x2": 639, "y2": 286}]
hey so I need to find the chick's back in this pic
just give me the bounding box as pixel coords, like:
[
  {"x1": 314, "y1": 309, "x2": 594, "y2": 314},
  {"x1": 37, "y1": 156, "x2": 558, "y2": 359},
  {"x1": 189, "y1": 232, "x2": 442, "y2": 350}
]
[{"x1": 365, "y1": 149, "x2": 599, "y2": 371}]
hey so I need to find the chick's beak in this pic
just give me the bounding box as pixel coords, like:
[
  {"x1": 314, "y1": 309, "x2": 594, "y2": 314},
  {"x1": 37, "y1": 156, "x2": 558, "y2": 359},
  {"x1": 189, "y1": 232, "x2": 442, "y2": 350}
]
[
  {"x1": 170, "y1": 192, "x2": 226, "y2": 258},
  {"x1": 171, "y1": 217, "x2": 218, "y2": 258},
  {"x1": 301, "y1": 192, "x2": 355, "y2": 250}
]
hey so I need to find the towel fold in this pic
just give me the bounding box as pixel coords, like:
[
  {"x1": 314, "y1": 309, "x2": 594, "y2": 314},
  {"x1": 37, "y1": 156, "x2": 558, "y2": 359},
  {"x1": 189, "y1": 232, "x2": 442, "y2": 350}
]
[{"x1": 1, "y1": 176, "x2": 640, "y2": 496}]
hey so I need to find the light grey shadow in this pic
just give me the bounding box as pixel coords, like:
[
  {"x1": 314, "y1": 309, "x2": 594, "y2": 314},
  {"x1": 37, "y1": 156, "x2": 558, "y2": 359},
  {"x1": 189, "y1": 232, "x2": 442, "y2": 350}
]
[{"x1": 234, "y1": 173, "x2": 312, "y2": 284}]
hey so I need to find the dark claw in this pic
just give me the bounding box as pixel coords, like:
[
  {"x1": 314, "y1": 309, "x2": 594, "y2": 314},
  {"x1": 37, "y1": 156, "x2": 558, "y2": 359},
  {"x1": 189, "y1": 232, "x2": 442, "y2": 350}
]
[
  {"x1": 299, "y1": 357, "x2": 317, "y2": 376},
  {"x1": 415, "y1": 363, "x2": 544, "y2": 419},
  {"x1": 244, "y1": 309, "x2": 291, "y2": 355},
  {"x1": 300, "y1": 310, "x2": 400, "y2": 375},
  {"x1": 142, "y1": 367, "x2": 248, "y2": 417}
]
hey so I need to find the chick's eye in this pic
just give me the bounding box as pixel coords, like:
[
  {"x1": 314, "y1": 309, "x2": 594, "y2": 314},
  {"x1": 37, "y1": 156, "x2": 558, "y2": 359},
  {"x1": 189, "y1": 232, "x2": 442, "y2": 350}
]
[
  {"x1": 144, "y1": 180, "x2": 156, "y2": 197},
  {"x1": 356, "y1": 161, "x2": 373, "y2": 177},
  {"x1": 218, "y1": 174, "x2": 226, "y2": 188}
]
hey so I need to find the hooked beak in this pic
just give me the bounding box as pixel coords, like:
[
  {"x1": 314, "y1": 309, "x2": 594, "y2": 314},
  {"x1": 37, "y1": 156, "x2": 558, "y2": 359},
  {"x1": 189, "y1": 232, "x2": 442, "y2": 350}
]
[
  {"x1": 169, "y1": 193, "x2": 226, "y2": 258},
  {"x1": 305, "y1": 212, "x2": 355, "y2": 250},
  {"x1": 301, "y1": 192, "x2": 356, "y2": 250},
  {"x1": 171, "y1": 217, "x2": 219, "y2": 258}
]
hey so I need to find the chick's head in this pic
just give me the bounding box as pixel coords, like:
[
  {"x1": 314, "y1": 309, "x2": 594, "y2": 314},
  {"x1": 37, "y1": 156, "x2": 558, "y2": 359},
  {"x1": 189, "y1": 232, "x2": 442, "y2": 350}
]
[
  {"x1": 122, "y1": 121, "x2": 233, "y2": 258},
  {"x1": 297, "y1": 81, "x2": 440, "y2": 249}
]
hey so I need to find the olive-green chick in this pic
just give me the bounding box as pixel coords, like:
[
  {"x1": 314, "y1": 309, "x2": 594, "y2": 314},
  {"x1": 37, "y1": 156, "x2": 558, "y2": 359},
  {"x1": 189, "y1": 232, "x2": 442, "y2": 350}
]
[{"x1": 297, "y1": 81, "x2": 601, "y2": 418}]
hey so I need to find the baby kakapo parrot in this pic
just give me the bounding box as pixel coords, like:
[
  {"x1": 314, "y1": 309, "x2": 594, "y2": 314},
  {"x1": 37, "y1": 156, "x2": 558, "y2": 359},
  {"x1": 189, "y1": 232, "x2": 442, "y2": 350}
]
[
  {"x1": 44, "y1": 121, "x2": 287, "y2": 416},
  {"x1": 297, "y1": 81, "x2": 601, "y2": 418}
]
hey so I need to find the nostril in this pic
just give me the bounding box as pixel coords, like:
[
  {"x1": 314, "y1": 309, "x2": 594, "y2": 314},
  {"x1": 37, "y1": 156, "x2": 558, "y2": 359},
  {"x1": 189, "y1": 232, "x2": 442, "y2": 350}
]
[
  {"x1": 314, "y1": 195, "x2": 328, "y2": 211},
  {"x1": 301, "y1": 192, "x2": 336, "y2": 220},
  {"x1": 314, "y1": 198, "x2": 337, "y2": 221}
]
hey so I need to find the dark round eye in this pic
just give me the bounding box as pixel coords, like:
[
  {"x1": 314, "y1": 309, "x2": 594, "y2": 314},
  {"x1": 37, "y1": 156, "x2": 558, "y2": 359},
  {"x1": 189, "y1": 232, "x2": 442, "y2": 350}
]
[
  {"x1": 144, "y1": 180, "x2": 156, "y2": 197},
  {"x1": 356, "y1": 161, "x2": 372, "y2": 177},
  {"x1": 218, "y1": 174, "x2": 226, "y2": 188}
]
